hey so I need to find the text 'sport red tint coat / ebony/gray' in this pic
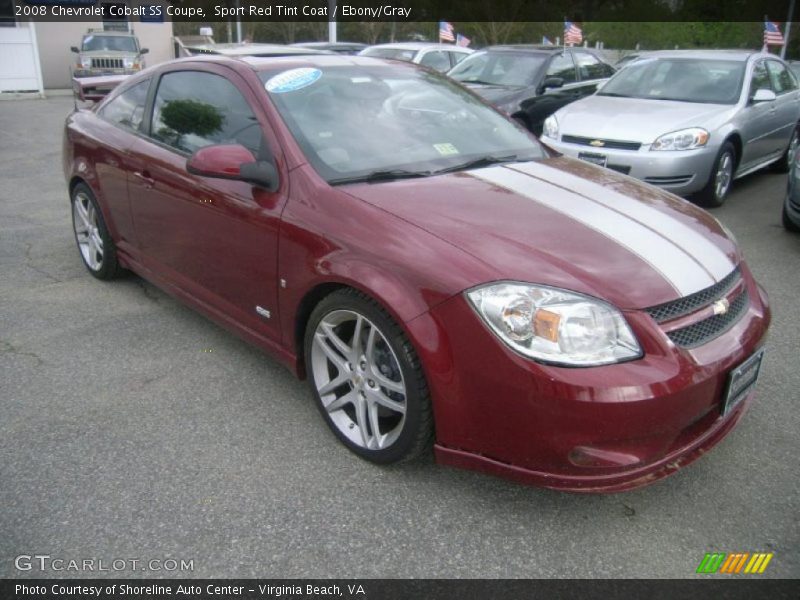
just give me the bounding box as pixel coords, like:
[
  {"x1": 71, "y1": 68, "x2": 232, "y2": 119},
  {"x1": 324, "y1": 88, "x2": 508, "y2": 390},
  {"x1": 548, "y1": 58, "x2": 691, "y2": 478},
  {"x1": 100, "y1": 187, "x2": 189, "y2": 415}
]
[{"x1": 63, "y1": 55, "x2": 770, "y2": 492}]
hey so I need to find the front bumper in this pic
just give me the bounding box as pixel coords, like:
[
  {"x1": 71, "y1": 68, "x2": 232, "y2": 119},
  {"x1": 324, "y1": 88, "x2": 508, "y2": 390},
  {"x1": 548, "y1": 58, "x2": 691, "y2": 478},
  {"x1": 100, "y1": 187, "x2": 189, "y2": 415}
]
[
  {"x1": 73, "y1": 68, "x2": 139, "y2": 78},
  {"x1": 410, "y1": 263, "x2": 770, "y2": 492},
  {"x1": 543, "y1": 135, "x2": 718, "y2": 196}
]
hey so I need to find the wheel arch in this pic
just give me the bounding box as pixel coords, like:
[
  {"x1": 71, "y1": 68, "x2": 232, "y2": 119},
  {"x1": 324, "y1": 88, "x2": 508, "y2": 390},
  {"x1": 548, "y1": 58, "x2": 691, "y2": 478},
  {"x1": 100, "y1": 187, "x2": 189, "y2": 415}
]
[
  {"x1": 290, "y1": 266, "x2": 446, "y2": 380},
  {"x1": 724, "y1": 132, "x2": 743, "y2": 171}
]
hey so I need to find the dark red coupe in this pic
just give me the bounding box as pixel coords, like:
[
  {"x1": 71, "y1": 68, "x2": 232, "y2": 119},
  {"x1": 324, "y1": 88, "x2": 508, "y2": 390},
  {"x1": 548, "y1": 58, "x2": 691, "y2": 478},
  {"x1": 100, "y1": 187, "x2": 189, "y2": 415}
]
[{"x1": 63, "y1": 55, "x2": 771, "y2": 492}]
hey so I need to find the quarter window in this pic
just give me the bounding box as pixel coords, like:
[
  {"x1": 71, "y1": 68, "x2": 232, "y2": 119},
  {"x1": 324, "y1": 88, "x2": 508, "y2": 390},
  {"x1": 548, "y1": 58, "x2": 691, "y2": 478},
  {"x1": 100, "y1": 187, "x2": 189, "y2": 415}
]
[
  {"x1": 150, "y1": 71, "x2": 262, "y2": 155},
  {"x1": 546, "y1": 53, "x2": 577, "y2": 83},
  {"x1": 99, "y1": 79, "x2": 150, "y2": 131},
  {"x1": 766, "y1": 60, "x2": 798, "y2": 93}
]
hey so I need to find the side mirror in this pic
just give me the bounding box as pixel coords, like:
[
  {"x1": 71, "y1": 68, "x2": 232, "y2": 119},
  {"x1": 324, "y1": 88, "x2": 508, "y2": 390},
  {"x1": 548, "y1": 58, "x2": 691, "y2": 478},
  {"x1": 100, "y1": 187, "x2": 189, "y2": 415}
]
[
  {"x1": 70, "y1": 46, "x2": 80, "y2": 53},
  {"x1": 752, "y1": 88, "x2": 777, "y2": 103},
  {"x1": 541, "y1": 77, "x2": 565, "y2": 92},
  {"x1": 186, "y1": 144, "x2": 278, "y2": 191},
  {"x1": 139, "y1": 48, "x2": 149, "y2": 55}
]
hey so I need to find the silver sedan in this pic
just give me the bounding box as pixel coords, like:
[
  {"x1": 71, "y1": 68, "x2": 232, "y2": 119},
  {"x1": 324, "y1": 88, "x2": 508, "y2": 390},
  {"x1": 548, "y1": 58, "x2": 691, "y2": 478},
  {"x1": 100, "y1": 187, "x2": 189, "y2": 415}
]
[{"x1": 541, "y1": 50, "x2": 800, "y2": 206}]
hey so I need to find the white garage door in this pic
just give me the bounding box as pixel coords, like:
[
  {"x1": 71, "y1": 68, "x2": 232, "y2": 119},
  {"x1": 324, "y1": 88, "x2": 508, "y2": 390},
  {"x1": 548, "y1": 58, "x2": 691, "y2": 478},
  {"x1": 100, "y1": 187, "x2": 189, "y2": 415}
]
[{"x1": 0, "y1": 22, "x2": 44, "y2": 93}]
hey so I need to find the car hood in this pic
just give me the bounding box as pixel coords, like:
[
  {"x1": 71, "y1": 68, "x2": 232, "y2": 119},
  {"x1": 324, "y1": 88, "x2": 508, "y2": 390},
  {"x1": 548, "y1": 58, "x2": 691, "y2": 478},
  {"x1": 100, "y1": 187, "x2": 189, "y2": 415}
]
[
  {"x1": 462, "y1": 82, "x2": 526, "y2": 104},
  {"x1": 556, "y1": 95, "x2": 737, "y2": 144},
  {"x1": 340, "y1": 157, "x2": 739, "y2": 309}
]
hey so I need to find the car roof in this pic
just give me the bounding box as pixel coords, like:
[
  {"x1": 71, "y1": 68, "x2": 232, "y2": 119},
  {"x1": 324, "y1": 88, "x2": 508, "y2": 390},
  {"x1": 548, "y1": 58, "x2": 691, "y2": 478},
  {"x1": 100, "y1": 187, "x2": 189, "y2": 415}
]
[
  {"x1": 485, "y1": 44, "x2": 574, "y2": 53},
  {"x1": 633, "y1": 49, "x2": 769, "y2": 61},
  {"x1": 184, "y1": 43, "x2": 326, "y2": 56},
  {"x1": 292, "y1": 42, "x2": 367, "y2": 49},
  {"x1": 364, "y1": 42, "x2": 470, "y2": 51}
]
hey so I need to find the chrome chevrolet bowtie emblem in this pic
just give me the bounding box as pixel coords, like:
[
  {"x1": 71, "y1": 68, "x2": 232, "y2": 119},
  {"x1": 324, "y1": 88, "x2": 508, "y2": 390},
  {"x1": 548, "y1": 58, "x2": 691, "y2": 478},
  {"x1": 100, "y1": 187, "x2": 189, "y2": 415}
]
[
  {"x1": 712, "y1": 298, "x2": 730, "y2": 316},
  {"x1": 589, "y1": 139, "x2": 605, "y2": 147}
]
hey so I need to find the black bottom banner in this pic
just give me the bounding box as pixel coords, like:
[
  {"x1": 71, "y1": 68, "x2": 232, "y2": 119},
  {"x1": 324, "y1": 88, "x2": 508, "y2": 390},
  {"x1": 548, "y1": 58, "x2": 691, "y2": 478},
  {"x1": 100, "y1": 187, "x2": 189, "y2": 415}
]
[{"x1": 2, "y1": 579, "x2": 798, "y2": 600}]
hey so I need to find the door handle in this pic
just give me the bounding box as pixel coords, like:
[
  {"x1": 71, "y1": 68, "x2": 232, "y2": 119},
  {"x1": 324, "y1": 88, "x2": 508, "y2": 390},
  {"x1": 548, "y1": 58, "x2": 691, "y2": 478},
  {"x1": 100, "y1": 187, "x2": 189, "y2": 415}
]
[{"x1": 133, "y1": 170, "x2": 155, "y2": 188}]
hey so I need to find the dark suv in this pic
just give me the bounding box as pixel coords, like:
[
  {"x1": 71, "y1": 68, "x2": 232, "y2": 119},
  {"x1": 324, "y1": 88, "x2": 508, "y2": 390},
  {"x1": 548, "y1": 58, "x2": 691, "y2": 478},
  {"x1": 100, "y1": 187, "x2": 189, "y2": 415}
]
[{"x1": 448, "y1": 45, "x2": 615, "y2": 135}]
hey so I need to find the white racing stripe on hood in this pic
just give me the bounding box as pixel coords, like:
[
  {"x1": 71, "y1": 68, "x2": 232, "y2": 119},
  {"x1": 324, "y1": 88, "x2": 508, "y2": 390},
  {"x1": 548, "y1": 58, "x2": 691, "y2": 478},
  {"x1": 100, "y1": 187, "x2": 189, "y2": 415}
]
[
  {"x1": 508, "y1": 161, "x2": 735, "y2": 281},
  {"x1": 470, "y1": 165, "x2": 717, "y2": 297}
]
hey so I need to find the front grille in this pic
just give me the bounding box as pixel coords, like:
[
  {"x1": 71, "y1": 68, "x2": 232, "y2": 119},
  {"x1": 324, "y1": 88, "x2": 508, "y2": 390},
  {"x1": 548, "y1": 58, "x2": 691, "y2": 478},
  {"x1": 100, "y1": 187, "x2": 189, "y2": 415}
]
[
  {"x1": 607, "y1": 164, "x2": 631, "y2": 175},
  {"x1": 561, "y1": 135, "x2": 641, "y2": 151},
  {"x1": 646, "y1": 267, "x2": 741, "y2": 323},
  {"x1": 644, "y1": 175, "x2": 693, "y2": 186},
  {"x1": 91, "y1": 58, "x2": 124, "y2": 69},
  {"x1": 666, "y1": 289, "x2": 749, "y2": 348}
]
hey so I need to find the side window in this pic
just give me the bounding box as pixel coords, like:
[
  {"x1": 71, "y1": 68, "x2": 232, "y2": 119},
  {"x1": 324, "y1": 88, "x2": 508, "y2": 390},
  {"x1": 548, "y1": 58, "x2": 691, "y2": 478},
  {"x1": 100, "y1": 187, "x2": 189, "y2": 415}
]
[
  {"x1": 766, "y1": 60, "x2": 797, "y2": 94},
  {"x1": 546, "y1": 53, "x2": 577, "y2": 83},
  {"x1": 99, "y1": 79, "x2": 150, "y2": 131},
  {"x1": 449, "y1": 51, "x2": 469, "y2": 67},
  {"x1": 574, "y1": 52, "x2": 609, "y2": 80},
  {"x1": 749, "y1": 61, "x2": 772, "y2": 96},
  {"x1": 150, "y1": 70, "x2": 262, "y2": 155},
  {"x1": 419, "y1": 51, "x2": 451, "y2": 72}
]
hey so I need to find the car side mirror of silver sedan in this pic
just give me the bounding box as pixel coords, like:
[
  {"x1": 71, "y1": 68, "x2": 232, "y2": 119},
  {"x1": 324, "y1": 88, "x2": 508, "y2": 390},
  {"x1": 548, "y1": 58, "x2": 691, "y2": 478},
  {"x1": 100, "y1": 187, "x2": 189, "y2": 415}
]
[{"x1": 752, "y1": 88, "x2": 777, "y2": 103}]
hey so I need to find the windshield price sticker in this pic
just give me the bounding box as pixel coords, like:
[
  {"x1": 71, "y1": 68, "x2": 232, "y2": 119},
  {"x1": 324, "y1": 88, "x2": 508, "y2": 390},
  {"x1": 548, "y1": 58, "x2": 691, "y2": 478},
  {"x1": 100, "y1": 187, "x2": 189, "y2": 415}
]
[
  {"x1": 265, "y1": 68, "x2": 322, "y2": 94},
  {"x1": 434, "y1": 143, "x2": 460, "y2": 156}
]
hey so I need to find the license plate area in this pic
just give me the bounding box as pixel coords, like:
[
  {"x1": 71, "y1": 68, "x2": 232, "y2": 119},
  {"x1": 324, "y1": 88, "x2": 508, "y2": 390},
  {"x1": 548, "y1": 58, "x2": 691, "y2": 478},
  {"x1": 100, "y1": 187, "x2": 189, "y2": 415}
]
[
  {"x1": 722, "y1": 349, "x2": 764, "y2": 415},
  {"x1": 578, "y1": 152, "x2": 607, "y2": 167}
]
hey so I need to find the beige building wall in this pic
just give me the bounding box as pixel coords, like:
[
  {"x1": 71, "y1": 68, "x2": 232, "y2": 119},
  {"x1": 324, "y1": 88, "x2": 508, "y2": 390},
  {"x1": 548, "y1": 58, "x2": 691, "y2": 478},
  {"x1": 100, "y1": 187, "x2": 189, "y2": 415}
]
[{"x1": 35, "y1": 20, "x2": 174, "y2": 89}]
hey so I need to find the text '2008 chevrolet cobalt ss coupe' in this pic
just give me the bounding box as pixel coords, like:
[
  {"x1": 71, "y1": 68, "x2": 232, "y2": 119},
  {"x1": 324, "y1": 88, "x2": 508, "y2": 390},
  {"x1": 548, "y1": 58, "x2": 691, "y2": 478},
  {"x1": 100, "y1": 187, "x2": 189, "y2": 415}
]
[{"x1": 63, "y1": 55, "x2": 770, "y2": 492}]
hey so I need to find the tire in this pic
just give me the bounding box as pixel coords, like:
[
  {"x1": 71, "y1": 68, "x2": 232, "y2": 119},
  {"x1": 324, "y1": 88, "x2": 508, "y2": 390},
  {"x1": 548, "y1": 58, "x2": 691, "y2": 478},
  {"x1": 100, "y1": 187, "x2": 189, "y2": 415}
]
[
  {"x1": 70, "y1": 183, "x2": 123, "y2": 280},
  {"x1": 696, "y1": 142, "x2": 736, "y2": 208},
  {"x1": 783, "y1": 201, "x2": 800, "y2": 232},
  {"x1": 771, "y1": 124, "x2": 800, "y2": 174},
  {"x1": 304, "y1": 288, "x2": 433, "y2": 464}
]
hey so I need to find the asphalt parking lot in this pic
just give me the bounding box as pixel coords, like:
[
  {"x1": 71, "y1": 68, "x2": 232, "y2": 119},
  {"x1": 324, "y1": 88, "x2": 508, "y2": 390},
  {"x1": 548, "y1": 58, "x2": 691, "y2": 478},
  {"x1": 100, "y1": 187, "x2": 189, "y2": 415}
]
[{"x1": 1, "y1": 95, "x2": 798, "y2": 579}]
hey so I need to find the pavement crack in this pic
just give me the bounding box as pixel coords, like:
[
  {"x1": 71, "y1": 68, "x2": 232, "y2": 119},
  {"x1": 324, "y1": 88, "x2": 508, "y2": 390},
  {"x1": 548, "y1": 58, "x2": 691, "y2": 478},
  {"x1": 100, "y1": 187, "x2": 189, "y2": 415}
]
[
  {"x1": 23, "y1": 241, "x2": 63, "y2": 283},
  {"x1": 1, "y1": 339, "x2": 44, "y2": 366}
]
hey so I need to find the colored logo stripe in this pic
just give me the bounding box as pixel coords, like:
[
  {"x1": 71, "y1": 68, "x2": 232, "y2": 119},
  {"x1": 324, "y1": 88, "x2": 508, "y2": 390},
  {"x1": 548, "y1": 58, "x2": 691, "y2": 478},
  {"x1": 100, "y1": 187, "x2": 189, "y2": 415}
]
[{"x1": 696, "y1": 552, "x2": 773, "y2": 574}]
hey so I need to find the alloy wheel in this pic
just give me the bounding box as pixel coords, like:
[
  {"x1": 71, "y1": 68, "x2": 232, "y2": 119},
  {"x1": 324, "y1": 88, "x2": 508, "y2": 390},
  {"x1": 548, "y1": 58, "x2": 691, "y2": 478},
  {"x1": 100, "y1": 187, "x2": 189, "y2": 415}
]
[
  {"x1": 72, "y1": 192, "x2": 104, "y2": 271},
  {"x1": 310, "y1": 309, "x2": 407, "y2": 451},
  {"x1": 715, "y1": 151, "x2": 733, "y2": 201}
]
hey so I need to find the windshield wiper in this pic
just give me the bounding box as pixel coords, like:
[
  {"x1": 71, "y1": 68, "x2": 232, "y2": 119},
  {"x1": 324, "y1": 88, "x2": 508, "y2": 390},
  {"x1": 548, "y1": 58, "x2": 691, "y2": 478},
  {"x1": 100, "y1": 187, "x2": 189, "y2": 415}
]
[
  {"x1": 460, "y1": 78, "x2": 502, "y2": 86},
  {"x1": 432, "y1": 154, "x2": 523, "y2": 175},
  {"x1": 328, "y1": 169, "x2": 431, "y2": 186},
  {"x1": 597, "y1": 92, "x2": 631, "y2": 98}
]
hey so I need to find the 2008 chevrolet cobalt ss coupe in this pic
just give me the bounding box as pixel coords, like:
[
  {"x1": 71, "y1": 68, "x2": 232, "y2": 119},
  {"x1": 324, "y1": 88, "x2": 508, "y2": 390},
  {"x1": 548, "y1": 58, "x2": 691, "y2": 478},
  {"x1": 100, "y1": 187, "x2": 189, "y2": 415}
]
[{"x1": 63, "y1": 55, "x2": 770, "y2": 492}]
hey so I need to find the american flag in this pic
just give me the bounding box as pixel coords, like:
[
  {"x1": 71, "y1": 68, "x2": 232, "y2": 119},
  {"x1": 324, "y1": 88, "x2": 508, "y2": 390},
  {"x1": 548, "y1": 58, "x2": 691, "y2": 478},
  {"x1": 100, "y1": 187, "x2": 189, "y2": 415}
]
[
  {"x1": 564, "y1": 21, "x2": 583, "y2": 45},
  {"x1": 764, "y1": 20, "x2": 785, "y2": 46},
  {"x1": 439, "y1": 21, "x2": 455, "y2": 43},
  {"x1": 456, "y1": 33, "x2": 471, "y2": 47}
]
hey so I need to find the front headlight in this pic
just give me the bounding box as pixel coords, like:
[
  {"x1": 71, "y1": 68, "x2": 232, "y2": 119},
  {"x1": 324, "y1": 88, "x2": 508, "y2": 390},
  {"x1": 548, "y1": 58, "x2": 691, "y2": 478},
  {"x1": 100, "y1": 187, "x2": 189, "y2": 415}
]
[
  {"x1": 651, "y1": 127, "x2": 709, "y2": 151},
  {"x1": 467, "y1": 283, "x2": 641, "y2": 366},
  {"x1": 543, "y1": 115, "x2": 559, "y2": 139},
  {"x1": 123, "y1": 57, "x2": 135, "y2": 69},
  {"x1": 80, "y1": 57, "x2": 92, "y2": 69}
]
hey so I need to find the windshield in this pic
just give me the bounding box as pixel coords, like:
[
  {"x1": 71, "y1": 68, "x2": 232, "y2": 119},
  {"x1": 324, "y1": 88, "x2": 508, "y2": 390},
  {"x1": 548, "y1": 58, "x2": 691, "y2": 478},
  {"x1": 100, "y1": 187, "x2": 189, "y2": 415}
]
[
  {"x1": 359, "y1": 47, "x2": 417, "y2": 62},
  {"x1": 81, "y1": 35, "x2": 138, "y2": 53},
  {"x1": 260, "y1": 64, "x2": 544, "y2": 183},
  {"x1": 598, "y1": 57, "x2": 745, "y2": 104},
  {"x1": 448, "y1": 51, "x2": 547, "y2": 87}
]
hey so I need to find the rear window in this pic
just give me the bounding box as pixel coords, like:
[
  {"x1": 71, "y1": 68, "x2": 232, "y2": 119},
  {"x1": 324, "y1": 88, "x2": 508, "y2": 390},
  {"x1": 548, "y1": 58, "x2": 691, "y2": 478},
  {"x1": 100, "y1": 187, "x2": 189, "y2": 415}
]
[{"x1": 360, "y1": 48, "x2": 417, "y2": 63}]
